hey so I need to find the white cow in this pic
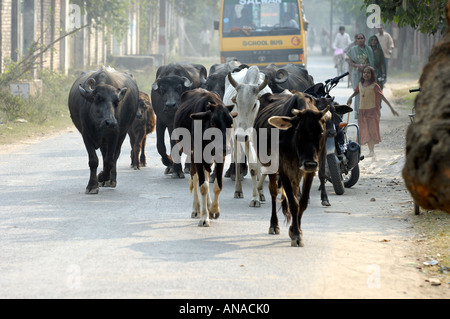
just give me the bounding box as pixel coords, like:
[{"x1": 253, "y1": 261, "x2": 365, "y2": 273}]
[{"x1": 223, "y1": 66, "x2": 272, "y2": 207}]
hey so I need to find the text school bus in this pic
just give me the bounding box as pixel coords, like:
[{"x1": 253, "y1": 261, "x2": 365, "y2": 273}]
[{"x1": 217, "y1": 0, "x2": 309, "y2": 66}]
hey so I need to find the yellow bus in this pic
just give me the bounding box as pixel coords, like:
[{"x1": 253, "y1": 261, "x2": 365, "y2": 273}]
[{"x1": 217, "y1": 0, "x2": 308, "y2": 66}]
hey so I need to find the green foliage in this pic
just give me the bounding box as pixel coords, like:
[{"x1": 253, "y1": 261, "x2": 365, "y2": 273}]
[
  {"x1": 0, "y1": 70, "x2": 74, "y2": 124},
  {"x1": 72, "y1": 0, "x2": 131, "y2": 40},
  {"x1": 362, "y1": 0, "x2": 448, "y2": 34}
]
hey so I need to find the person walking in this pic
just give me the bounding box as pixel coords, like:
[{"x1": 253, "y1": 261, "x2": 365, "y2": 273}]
[
  {"x1": 346, "y1": 66, "x2": 399, "y2": 158},
  {"x1": 368, "y1": 35, "x2": 387, "y2": 90},
  {"x1": 346, "y1": 33, "x2": 375, "y2": 119},
  {"x1": 376, "y1": 25, "x2": 394, "y2": 77}
]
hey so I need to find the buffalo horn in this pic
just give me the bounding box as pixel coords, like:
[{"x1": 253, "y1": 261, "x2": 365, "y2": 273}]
[{"x1": 85, "y1": 78, "x2": 96, "y2": 94}]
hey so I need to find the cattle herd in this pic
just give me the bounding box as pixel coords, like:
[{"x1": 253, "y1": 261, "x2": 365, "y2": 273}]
[{"x1": 68, "y1": 60, "x2": 336, "y2": 247}]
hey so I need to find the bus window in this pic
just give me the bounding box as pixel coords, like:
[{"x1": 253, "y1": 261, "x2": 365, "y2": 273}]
[{"x1": 222, "y1": 1, "x2": 301, "y2": 37}]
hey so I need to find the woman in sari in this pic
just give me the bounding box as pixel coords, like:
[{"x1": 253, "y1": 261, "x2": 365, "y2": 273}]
[
  {"x1": 346, "y1": 33, "x2": 375, "y2": 119},
  {"x1": 368, "y1": 35, "x2": 387, "y2": 90}
]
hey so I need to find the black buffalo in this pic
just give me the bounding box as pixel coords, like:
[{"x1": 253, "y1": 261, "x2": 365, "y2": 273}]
[
  {"x1": 151, "y1": 63, "x2": 207, "y2": 178},
  {"x1": 261, "y1": 63, "x2": 314, "y2": 93},
  {"x1": 68, "y1": 66, "x2": 139, "y2": 194},
  {"x1": 203, "y1": 59, "x2": 248, "y2": 99}
]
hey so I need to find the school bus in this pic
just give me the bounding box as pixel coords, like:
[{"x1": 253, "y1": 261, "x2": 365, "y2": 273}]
[{"x1": 217, "y1": 0, "x2": 308, "y2": 66}]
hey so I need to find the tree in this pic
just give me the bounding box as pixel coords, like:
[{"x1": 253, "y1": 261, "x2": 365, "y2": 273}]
[{"x1": 362, "y1": 0, "x2": 448, "y2": 34}]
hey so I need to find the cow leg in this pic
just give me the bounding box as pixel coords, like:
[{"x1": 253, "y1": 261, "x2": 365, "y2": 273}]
[
  {"x1": 190, "y1": 173, "x2": 200, "y2": 218},
  {"x1": 281, "y1": 174, "x2": 303, "y2": 247},
  {"x1": 169, "y1": 127, "x2": 184, "y2": 179},
  {"x1": 156, "y1": 120, "x2": 173, "y2": 174},
  {"x1": 140, "y1": 134, "x2": 147, "y2": 167},
  {"x1": 248, "y1": 142, "x2": 263, "y2": 207},
  {"x1": 210, "y1": 162, "x2": 224, "y2": 219},
  {"x1": 98, "y1": 136, "x2": 118, "y2": 188},
  {"x1": 129, "y1": 133, "x2": 137, "y2": 169},
  {"x1": 197, "y1": 164, "x2": 210, "y2": 227},
  {"x1": 82, "y1": 135, "x2": 100, "y2": 194},
  {"x1": 298, "y1": 172, "x2": 315, "y2": 235},
  {"x1": 257, "y1": 173, "x2": 266, "y2": 202},
  {"x1": 318, "y1": 149, "x2": 330, "y2": 206},
  {"x1": 234, "y1": 137, "x2": 244, "y2": 198},
  {"x1": 268, "y1": 173, "x2": 280, "y2": 234}
]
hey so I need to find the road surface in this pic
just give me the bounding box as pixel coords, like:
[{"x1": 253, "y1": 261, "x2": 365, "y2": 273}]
[{"x1": 0, "y1": 54, "x2": 446, "y2": 300}]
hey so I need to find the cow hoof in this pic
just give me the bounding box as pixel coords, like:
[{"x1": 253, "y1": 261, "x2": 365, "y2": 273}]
[
  {"x1": 269, "y1": 226, "x2": 280, "y2": 235},
  {"x1": 164, "y1": 167, "x2": 173, "y2": 175},
  {"x1": 191, "y1": 211, "x2": 199, "y2": 218},
  {"x1": 172, "y1": 171, "x2": 185, "y2": 179},
  {"x1": 321, "y1": 200, "x2": 331, "y2": 206},
  {"x1": 234, "y1": 191, "x2": 243, "y2": 198},
  {"x1": 291, "y1": 238, "x2": 304, "y2": 247},
  {"x1": 101, "y1": 180, "x2": 116, "y2": 188},
  {"x1": 85, "y1": 187, "x2": 99, "y2": 194},
  {"x1": 198, "y1": 219, "x2": 210, "y2": 227},
  {"x1": 260, "y1": 194, "x2": 266, "y2": 202},
  {"x1": 249, "y1": 200, "x2": 260, "y2": 207},
  {"x1": 209, "y1": 212, "x2": 220, "y2": 219}
]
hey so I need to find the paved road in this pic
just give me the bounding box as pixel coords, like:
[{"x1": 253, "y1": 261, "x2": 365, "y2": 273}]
[{"x1": 0, "y1": 55, "x2": 425, "y2": 300}]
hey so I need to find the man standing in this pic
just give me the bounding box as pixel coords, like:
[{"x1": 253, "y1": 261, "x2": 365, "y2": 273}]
[
  {"x1": 333, "y1": 26, "x2": 352, "y2": 69},
  {"x1": 376, "y1": 25, "x2": 394, "y2": 76},
  {"x1": 200, "y1": 27, "x2": 211, "y2": 57}
]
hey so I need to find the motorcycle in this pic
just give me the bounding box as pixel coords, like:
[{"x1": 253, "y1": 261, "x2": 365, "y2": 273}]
[{"x1": 304, "y1": 72, "x2": 363, "y2": 195}]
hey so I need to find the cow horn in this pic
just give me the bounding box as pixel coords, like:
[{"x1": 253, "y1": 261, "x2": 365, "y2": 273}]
[
  {"x1": 275, "y1": 69, "x2": 288, "y2": 84},
  {"x1": 321, "y1": 105, "x2": 331, "y2": 116},
  {"x1": 84, "y1": 78, "x2": 96, "y2": 94},
  {"x1": 258, "y1": 75, "x2": 269, "y2": 92},
  {"x1": 182, "y1": 77, "x2": 193, "y2": 88},
  {"x1": 227, "y1": 72, "x2": 238, "y2": 88}
]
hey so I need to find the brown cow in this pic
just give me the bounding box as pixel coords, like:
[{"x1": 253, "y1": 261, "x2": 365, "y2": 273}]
[
  {"x1": 254, "y1": 90, "x2": 331, "y2": 246},
  {"x1": 128, "y1": 91, "x2": 156, "y2": 169}
]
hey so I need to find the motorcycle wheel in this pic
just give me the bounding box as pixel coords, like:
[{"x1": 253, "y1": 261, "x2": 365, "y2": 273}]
[
  {"x1": 344, "y1": 164, "x2": 360, "y2": 188},
  {"x1": 326, "y1": 153, "x2": 345, "y2": 195}
]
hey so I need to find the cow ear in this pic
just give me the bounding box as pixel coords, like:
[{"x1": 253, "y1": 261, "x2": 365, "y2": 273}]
[
  {"x1": 225, "y1": 104, "x2": 235, "y2": 112},
  {"x1": 268, "y1": 116, "x2": 294, "y2": 130},
  {"x1": 334, "y1": 103, "x2": 353, "y2": 115},
  {"x1": 190, "y1": 111, "x2": 211, "y2": 120},
  {"x1": 117, "y1": 87, "x2": 127, "y2": 101}
]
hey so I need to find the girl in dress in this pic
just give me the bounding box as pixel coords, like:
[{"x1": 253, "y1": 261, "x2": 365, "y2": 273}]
[{"x1": 346, "y1": 66, "x2": 399, "y2": 158}]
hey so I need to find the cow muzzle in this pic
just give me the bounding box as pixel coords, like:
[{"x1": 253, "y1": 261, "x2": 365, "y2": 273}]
[
  {"x1": 164, "y1": 102, "x2": 177, "y2": 113},
  {"x1": 100, "y1": 118, "x2": 118, "y2": 130},
  {"x1": 301, "y1": 161, "x2": 318, "y2": 172}
]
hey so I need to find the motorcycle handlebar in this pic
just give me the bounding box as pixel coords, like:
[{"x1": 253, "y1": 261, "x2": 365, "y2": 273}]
[
  {"x1": 325, "y1": 72, "x2": 349, "y2": 85},
  {"x1": 409, "y1": 88, "x2": 421, "y2": 93}
]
